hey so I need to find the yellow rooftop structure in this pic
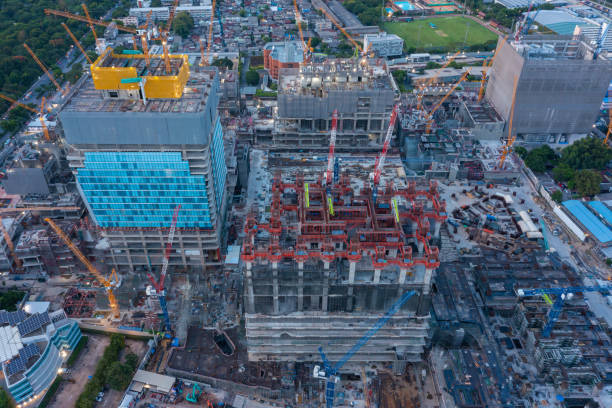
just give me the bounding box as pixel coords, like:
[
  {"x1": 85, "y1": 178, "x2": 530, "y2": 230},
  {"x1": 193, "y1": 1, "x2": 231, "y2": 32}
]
[{"x1": 90, "y1": 47, "x2": 189, "y2": 99}]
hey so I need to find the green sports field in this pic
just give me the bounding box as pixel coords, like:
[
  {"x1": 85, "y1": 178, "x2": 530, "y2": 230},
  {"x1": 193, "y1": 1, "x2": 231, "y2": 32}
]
[{"x1": 383, "y1": 17, "x2": 498, "y2": 52}]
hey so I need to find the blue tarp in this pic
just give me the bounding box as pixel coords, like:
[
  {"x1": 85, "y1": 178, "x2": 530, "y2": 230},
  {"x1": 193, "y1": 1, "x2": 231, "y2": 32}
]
[
  {"x1": 588, "y1": 201, "x2": 612, "y2": 225},
  {"x1": 563, "y1": 200, "x2": 612, "y2": 243}
]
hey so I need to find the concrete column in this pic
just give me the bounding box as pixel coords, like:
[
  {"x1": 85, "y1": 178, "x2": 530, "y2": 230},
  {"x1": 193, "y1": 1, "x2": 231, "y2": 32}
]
[
  {"x1": 373, "y1": 268, "x2": 381, "y2": 283},
  {"x1": 324, "y1": 261, "x2": 330, "y2": 269},
  {"x1": 434, "y1": 220, "x2": 441, "y2": 238},
  {"x1": 246, "y1": 279, "x2": 255, "y2": 313},
  {"x1": 322, "y1": 269, "x2": 329, "y2": 311},
  {"x1": 423, "y1": 268, "x2": 433, "y2": 293},
  {"x1": 347, "y1": 286, "x2": 354, "y2": 311},
  {"x1": 348, "y1": 261, "x2": 356, "y2": 283},
  {"x1": 298, "y1": 262, "x2": 304, "y2": 270},
  {"x1": 246, "y1": 261, "x2": 252, "y2": 271},
  {"x1": 371, "y1": 287, "x2": 379, "y2": 310},
  {"x1": 273, "y1": 270, "x2": 279, "y2": 314},
  {"x1": 399, "y1": 268, "x2": 407, "y2": 284},
  {"x1": 272, "y1": 261, "x2": 278, "y2": 270},
  {"x1": 298, "y1": 268, "x2": 303, "y2": 311},
  {"x1": 418, "y1": 240, "x2": 424, "y2": 254}
]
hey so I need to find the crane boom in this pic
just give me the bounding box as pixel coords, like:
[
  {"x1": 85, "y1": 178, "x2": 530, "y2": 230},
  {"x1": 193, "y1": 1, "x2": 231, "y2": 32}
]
[
  {"x1": 0, "y1": 93, "x2": 50, "y2": 141},
  {"x1": 205, "y1": 0, "x2": 217, "y2": 65},
  {"x1": 23, "y1": 43, "x2": 62, "y2": 92},
  {"x1": 61, "y1": 23, "x2": 93, "y2": 64},
  {"x1": 499, "y1": 75, "x2": 519, "y2": 168},
  {"x1": 326, "y1": 110, "x2": 338, "y2": 185},
  {"x1": 373, "y1": 105, "x2": 398, "y2": 186},
  {"x1": 319, "y1": 7, "x2": 361, "y2": 53},
  {"x1": 45, "y1": 8, "x2": 137, "y2": 34},
  {"x1": 425, "y1": 70, "x2": 469, "y2": 134},
  {"x1": 45, "y1": 218, "x2": 120, "y2": 318},
  {"x1": 416, "y1": 51, "x2": 461, "y2": 111},
  {"x1": 293, "y1": 0, "x2": 308, "y2": 62},
  {"x1": 81, "y1": 3, "x2": 98, "y2": 43},
  {"x1": 518, "y1": 285, "x2": 611, "y2": 337},
  {"x1": 318, "y1": 290, "x2": 416, "y2": 407}
]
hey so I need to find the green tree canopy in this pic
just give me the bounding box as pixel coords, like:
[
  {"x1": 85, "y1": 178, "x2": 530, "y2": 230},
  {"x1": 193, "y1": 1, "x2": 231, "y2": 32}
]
[
  {"x1": 212, "y1": 57, "x2": 233, "y2": 70},
  {"x1": 558, "y1": 136, "x2": 612, "y2": 171},
  {"x1": 106, "y1": 361, "x2": 133, "y2": 391},
  {"x1": 551, "y1": 190, "x2": 563, "y2": 203},
  {"x1": 569, "y1": 169, "x2": 601, "y2": 197},
  {"x1": 310, "y1": 36, "x2": 321, "y2": 48},
  {"x1": 246, "y1": 69, "x2": 259, "y2": 85},
  {"x1": 514, "y1": 146, "x2": 527, "y2": 159},
  {"x1": 552, "y1": 162, "x2": 575, "y2": 182},
  {"x1": 524, "y1": 145, "x2": 558, "y2": 173},
  {"x1": 125, "y1": 353, "x2": 139, "y2": 371},
  {"x1": 172, "y1": 12, "x2": 194, "y2": 37},
  {"x1": 0, "y1": 388, "x2": 14, "y2": 408}
]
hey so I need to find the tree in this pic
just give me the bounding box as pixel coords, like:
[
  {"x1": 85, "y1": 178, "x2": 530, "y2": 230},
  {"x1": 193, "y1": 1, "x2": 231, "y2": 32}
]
[
  {"x1": 151, "y1": 0, "x2": 162, "y2": 6},
  {"x1": 558, "y1": 136, "x2": 612, "y2": 171},
  {"x1": 569, "y1": 169, "x2": 601, "y2": 197},
  {"x1": 125, "y1": 353, "x2": 139, "y2": 371},
  {"x1": 524, "y1": 145, "x2": 558, "y2": 173},
  {"x1": 239, "y1": 9, "x2": 246, "y2": 17},
  {"x1": 552, "y1": 162, "x2": 575, "y2": 182},
  {"x1": 246, "y1": 69, "x2": 259, "y2": 85},
  {"x1": 606, "y1": 258, "x2": 612, "y2": 266},
  {"x1": 425, "y1": 61, "x2": 442, "y2": 70},
  {"x1": 551, "y1": 190, "x2": 563, "y2": 203},
  {"x1": 172, "y1": 11, "x2": 194, "y2": 37},
  {"x1": 65, "y1": 63, "x2": 83, "y2": 84},
  {"x1": 514, "y1": 146, "x2": 527, "y2": 159},
  {"x1": 212, "y1": 57, "x2": 233, "y2": 70},
  {"x1": 106, "y1": 361, "x2": 133, "y2": 391},
  {"x1": 310, "y1": 37, "x2": 321, "y2": 48},
  {"x1": 0, "y1": 388, "x2": 14, "y2": 408}
]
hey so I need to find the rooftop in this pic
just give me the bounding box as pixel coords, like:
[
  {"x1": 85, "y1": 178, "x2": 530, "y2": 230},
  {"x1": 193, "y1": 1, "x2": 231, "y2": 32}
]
[
  {"x1": 511, "y1": 34, "x2": 609, "y2": 61},
  {"x1": 263, "y1": 41, "x2": 304, "y2": 64},
  {"x1": 63, "y1": 63, "x2": 217, "y2": 114},
  {"x1": 563, "y1": 200, "x2": 612, "y2": 243}
]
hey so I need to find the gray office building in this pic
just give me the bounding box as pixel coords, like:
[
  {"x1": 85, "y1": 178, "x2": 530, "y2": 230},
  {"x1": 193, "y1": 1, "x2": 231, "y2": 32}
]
[{"x1": 485, "y1": 35, "x2": 612, "y2": 145}]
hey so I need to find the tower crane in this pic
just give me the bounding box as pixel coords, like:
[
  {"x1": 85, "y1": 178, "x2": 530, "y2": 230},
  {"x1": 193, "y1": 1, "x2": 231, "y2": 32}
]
[
  {"x1": 424, "y1": 70, "x2": 469, "y2": 134},
  {"x1": 61, "y1": 23, "x2": 93, "y2": 64},
  {"x1": 498, "y1": 76, "x2": 519, "y2": 168},
  {"x1": 293, "y1": 0, "x2": 310, "y2": 62},
  {"x1": 45, "y1": 8, "x2": 137, "y2": 34},
  {"x1": 0, "y1": 93, "x2": 50, "y2": 141},
  {"x1": 316, "y1": 290, "x2": 416, "y2": 408},
  {"x1": 593, "y1": 22, "x2": 610, "y2": 60},
  {"x1": 146, "y1": 205, "x2": 181, "y2": 332},
  {"x1": 45, "y1": 218, "x2": 120, "y2": 319},
  {"x1": 603, "y1": 109, "x2": 612, "y2": 145},
  {"x1": 203, "y1": 0, "x2": 217, "y2": 66},
  {"x1": 517, "y1": 285, "x2": 612, "y2": 337},
  {"x1": 372, "y1": 104, "x2": 399, "y2": 203},
  {"x1": 23, "y1": 43, "x2": 62, "y2": 93},
  {"x1": 318, "y1": 7, "x2": 362, "y2": 54},
  {"x1": 325, "y1": 110, "x2": 339, "y2": 215},
  {"x1": 478, "y1": 36, "x2": 507, "y2": 102},
  {"x1": 415, "y1": 51, "x2": 461, "y2": 112},
  {"x1": 81, "y1": 3, "x2": 99, "y2": 43}
]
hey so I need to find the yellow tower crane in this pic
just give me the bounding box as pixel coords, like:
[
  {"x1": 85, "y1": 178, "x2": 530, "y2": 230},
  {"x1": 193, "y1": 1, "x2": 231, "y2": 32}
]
[
  {"x1": 45, "y1": 218, "x2": 120, "y2": 319},
  {"x1": 61, "y1": 23, "x2": 93, "y2": 64},
  {"x1": 293, "y1": 0, "x2": 309, "y2": 62},
  {"x1": 425, "y1": 70, "x2": 469, "y2": 133},
  {"x1": 498, "y1": 76, "x2": 520, "y2": 168},
  {"x1": 23, "y1": 43, "x2": 62, "y2": 93},
  {"x1": 0, "y1": 93, "x2": 50, "y2": 141}
]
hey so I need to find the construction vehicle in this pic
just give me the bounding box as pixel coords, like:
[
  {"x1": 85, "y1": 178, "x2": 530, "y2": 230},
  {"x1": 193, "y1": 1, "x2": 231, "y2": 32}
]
[
  {"x1": 372, "y1": 104, "x2": 398, "y2": 203},
  {"x1": 0, "y1": 94, "x2": 51, "y2": 141},
  {"x1": 186, "y1": 383, "x2": 202, "y2": 403},
  {"x1": 315, "y1": 290, "x2": 416, "y2": 408},
  {"x1": 146, "y1": 205, "x2": 181, "y2": 332},
  {"x1": 517, "y1": 285, "x2": 612, "y2": 337},
  {"x1": 46, "y1": 218, "x2": 120, "y2": 319},
  {"x1": 425, "y1": 70, "x2": 469, "y2": 134},
  {"x1": 498, "y1": 76, "x2": 519, "y2": 168}
]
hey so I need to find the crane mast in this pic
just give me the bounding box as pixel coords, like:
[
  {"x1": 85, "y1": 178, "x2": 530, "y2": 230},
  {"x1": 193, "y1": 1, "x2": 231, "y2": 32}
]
[
  {"x1": 45, "y1": 218, "x2": 120, "y2": 318},
  {"x1": 372, "y1": 105, "x2": 398, "y2": 202},
  {"x1": 326, "y1": 110, "x2": 338, "y2": 186}
]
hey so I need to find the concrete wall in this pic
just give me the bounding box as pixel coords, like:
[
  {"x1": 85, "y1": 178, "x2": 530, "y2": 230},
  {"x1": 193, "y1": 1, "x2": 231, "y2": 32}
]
[{"x1": 486, "y1": 36, "x2": 612, "y2": 137}]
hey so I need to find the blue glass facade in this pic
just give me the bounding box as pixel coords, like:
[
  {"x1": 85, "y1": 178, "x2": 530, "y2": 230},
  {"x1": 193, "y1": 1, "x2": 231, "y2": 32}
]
[{"x1": 77, "y1": 150, "x2": 224, "y2": 229}]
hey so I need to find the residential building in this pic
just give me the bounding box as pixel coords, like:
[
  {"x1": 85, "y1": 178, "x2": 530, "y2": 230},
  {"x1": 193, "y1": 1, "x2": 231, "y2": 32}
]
[
  {"x1": 263, "y1": 41, "x2": 304, "y2": 80},
  {"x1": 129, "y1": 7, "x2": 170, "y2": 22},
  {"x1": 59, "y1": 49, "x2": 228, "y2": 271},
  {"x1": 363, "y1": 33, "x2": 404, "y2": 57},
  {"x1": 0, "y1": 302, "x2": 82, "y2": 404}
]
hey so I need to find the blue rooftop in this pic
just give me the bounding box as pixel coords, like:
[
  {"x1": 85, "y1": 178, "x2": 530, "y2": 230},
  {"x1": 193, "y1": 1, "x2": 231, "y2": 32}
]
[
  {"x1": 563, "y1": 200, "x2": 612, "y2": 243},
  {"x1": 589, "y1": 201, "x2": 612, "y2": 226}
]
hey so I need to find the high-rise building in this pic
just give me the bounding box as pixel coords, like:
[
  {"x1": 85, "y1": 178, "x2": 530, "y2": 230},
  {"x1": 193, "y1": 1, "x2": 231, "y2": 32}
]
[
  {"x1": 242, "y1": 161, "x2": 444, "y2": 372},
  {"x1": 485, "y1": 35, "x2": 612, "y2": 145},
  {"x1": 60, "y1": 49, "x2": 227, "y2": 271},
  {"x1": 268, "y1": 59, "x2": 398, "y2": 149}
]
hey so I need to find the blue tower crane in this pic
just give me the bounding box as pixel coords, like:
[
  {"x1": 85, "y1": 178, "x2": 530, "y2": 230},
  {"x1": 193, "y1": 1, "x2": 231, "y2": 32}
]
[
  {"x1": 593, "y1": 23, "x2": 610, "y2": 60},
  {"x1": 316, "y1": 290, "x2": 416, "y2": 407},
  {"x1": 517, "y1": 285, "x2": 612, "y2": 337}
]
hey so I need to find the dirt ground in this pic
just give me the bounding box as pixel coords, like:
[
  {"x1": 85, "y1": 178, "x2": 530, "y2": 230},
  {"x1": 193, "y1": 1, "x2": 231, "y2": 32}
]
[
  {"x1": 50, "y1": 335, "x2": 149, "y2": 408},
  {"x1": 49, "y1": 334, "x2": 110, "y2": 408}
]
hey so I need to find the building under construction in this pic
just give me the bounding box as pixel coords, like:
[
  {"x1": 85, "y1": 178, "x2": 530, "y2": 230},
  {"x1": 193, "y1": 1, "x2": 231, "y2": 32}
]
[
  {"x1": 241, "y1": 158, "x2": 445, "y2": 371},
  {"x1": 270, "y1": 59, "x2": 399, "y2": 149},
  {"x1": 59, "y1": 49, "x2": 228, "y2": 271},
  {"x1": 485, "y1": 35, "x2": 612, "y2": 145}
]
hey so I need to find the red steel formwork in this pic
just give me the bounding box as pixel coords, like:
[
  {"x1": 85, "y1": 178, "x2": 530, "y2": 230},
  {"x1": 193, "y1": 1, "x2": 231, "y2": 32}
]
[{"x1": 242, "y1": 172, "x2": 447, "y2": 272}]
